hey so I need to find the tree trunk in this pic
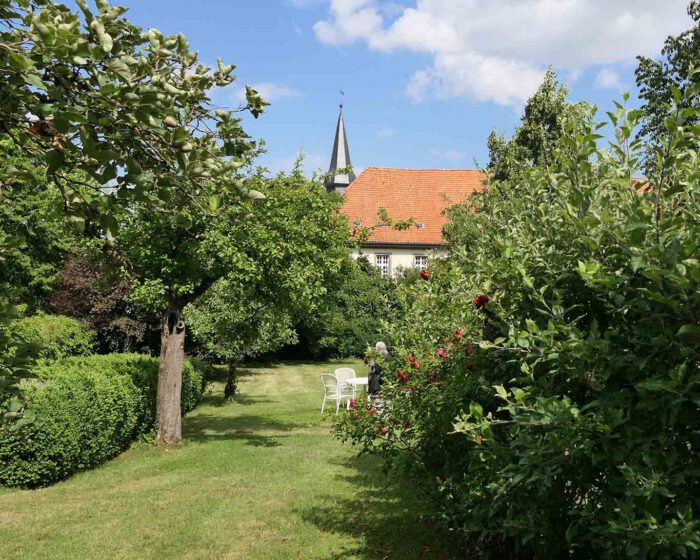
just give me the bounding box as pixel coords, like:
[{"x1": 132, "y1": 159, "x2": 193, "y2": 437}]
[
  {"x1": 224, "y1": 359, "x2": 238, "y2": 400},
  {"x1": 155, "y1": 307, "x2": 186, "y2": 446}
]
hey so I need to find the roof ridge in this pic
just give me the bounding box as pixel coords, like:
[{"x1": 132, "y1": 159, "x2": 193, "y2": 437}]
[{"x1": 362, "y1": 166, "x2": 484, "y2": 172}]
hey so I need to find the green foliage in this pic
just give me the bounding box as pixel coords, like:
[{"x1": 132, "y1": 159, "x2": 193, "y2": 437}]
[
  {"x1": 13, "y1": 313, "x2": 96, "y2": 361},
  {"x1": 0, "y1": 233, "x2": 37, "y2": 425},
  {"x1": 636, "y1": 2, "x2": 700, "y2": 149},
  {"x1": 0, "y1": 353, "x2": 207, "y2": 487},
  {"x1": 187, "y1": 281, "x2": 297, "y2": 363},
  {"x1": 187, "y1": 167, "x2": 349, "y2": 361},
  {"x1": 297, "y1": 256, "x2": 396, "y2": 358},
  {"x1": 336, "y1": 94, "x2": 700, "y2": 557},
  {"x1": 487, "y1": 69, "x2": 590, "y2": 182},
  {"x1": 0, "y1": 138, "x2": 77, "y2": 308},
  {"x1": 0, "y1": 0, "x2": 265, "y2": 233}
]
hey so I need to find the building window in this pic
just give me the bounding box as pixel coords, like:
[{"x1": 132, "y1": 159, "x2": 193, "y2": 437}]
[
  {"x1": 414, "y1": 255, "x2": 428, "y2": 271},
  {"x1": 375, "y1": 254, "x2": 391, "y2": 278}
]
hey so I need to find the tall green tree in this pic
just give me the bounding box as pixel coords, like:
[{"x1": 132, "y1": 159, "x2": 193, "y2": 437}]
[
  {"x1": 186, "y1": 168, "x2": 350, "y2": 392},
  {"x1": 487, "y1": 69, "x2": 590, "y2": 181},
  {"x1": 636, "y1": 1, "x2": 700, "y2": 148},
  {"x1": 188, "y1": 282, "x2": 297, "y2": 399},
  {"x1": 0, "y1": 0, "x2": 267, "y2": 444}
]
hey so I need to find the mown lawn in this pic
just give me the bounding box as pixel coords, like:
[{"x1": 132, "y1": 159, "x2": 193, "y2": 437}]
[{"x1": 0, "y1": 360, "x2": 461, "y2": 559}]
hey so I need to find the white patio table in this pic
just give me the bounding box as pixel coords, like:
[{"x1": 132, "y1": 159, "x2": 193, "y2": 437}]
[{"x1": 345, "y1": 377, "x2": 368, "y2": 388}]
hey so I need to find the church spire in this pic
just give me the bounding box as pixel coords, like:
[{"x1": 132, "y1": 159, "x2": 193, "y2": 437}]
[{"x1": 325, "y1": 103, "x2": 356, "y2": 195}]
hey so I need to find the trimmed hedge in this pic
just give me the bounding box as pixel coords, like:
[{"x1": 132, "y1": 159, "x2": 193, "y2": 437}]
[
  {"x1": 0, "y1": 353, "x2": 208, "y2": 488},
  {"x1": 13, "y1": 313, "x2": 96, "y2": 361}
]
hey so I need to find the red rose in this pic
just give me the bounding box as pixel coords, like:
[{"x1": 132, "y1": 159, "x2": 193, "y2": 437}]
[
  {"x1": 380, "y1": 426, "x2": 388, "y2": 435},
  {"x1": 404, "y1": 386, "x2": 414, "y2": 392},
  {"x1": 430, "y1": 374, "x2": 440, "y2": 383},
  {"x1": 436, "y1": 348, "x2": 448, "y2": 360},
  {"x1": 420, "y1": 270, "x2": 429, "y2": 280},
  {"x1": 474, "y1": 294, "x2": 490, "y2": 309},
  {"x1": 407, "y1": 356, "x2": 420, "y2": 369},
  {"x1": 465, "y1": 346, "x2": 474, "y2": 355},
  {"x1": 368, "y1": 408, "x2": 377, "y2": 415},
  {"x1": 454, "y1": 328, "x2": 464, "y2": 340},
  {"x1": 465, "y1": 362, "x2": 475, "y2": 371},
  {"x1": 397, "y1": 370, "x2": 408, "y2": 383},
  {"x1": 349, "y1": 399, "x2": 356, "y2": 410},
  {"x1": 402, "y1": 420, "x2": 411, "y2": 429}
]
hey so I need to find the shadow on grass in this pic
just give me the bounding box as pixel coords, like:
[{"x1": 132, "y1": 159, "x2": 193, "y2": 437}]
[
  {"x1": 183, "y1": 413, "x2": 306, "y2": 448},
  {"x1": 300, "y1": 454, "x2": 465, "y2": 560},
  {"x1": 231, "y1": 393, "x2": 276, "y2": 407}
]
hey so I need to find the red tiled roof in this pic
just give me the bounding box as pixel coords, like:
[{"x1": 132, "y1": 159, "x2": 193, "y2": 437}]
[{"x1": 341, "y1": 167, "x2": 488, "y2": 245}]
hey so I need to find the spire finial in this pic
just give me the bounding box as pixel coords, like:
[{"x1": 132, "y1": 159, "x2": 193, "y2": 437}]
[{"x1": 339, "y1": 89, "x2": 344, "y2": 110}]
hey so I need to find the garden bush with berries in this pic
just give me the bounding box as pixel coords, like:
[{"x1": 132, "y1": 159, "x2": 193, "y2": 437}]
[{"x1": 335, "y1": 97, "x2": 700, "y2": 558}]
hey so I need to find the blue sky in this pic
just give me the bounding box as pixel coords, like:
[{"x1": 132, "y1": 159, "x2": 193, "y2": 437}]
[{"x1": 114, "y1": 0, "x2": 692, "y2": 176}]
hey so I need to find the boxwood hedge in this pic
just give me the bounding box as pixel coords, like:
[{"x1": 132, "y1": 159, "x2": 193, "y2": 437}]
[
  {"x1": 0, "y1": 353, "x2": 208, "y2": 488},
  {"x1": 13, "y1": 313, "x2": 97, "y2": 361}
]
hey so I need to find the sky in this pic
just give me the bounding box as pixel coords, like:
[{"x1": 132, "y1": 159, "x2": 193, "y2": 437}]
[{"x1": 111, "y1": 0, "x2": 693, "y2": 176}]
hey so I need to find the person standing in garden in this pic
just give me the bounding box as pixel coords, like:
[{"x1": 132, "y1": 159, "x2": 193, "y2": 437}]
[{"x1": 368, "y1": 341, "x2": 389, "y2": 394}]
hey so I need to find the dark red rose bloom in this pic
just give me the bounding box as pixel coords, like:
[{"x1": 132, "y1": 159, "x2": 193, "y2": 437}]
[
  {"x1": 368, "y1": 408, "x2": 377, "y2": 415},
  {"x1": 407, "y1": 355, "x2": 420, "y2": 369},
  {"x1": 465, "y1": 346, "x2": 474, "y2": 355},
  {"x1": 420, "y1": 270, "x2": 429, "y2": 280},
  {"x1": 454, "y1": 328, "x2": 464, "y2": 340},
  {"x1": 349, "y1": 399, "x2": 356, "y2": 410},
  {"x1": 380, "y1": 426, "x2": 389, "y2": 435},
  {"x1": 465, "y1": 362, "x2": 476, "y2": 371},
  {"x1": 430, "y1": 374, "x2": 440, "y2": 383},
  {"x1": 402, "y1": 420, "x2": 411, "y2": 429},
  {"x1": 474, "y1": 294, "x2": 490, "y2": 309},
  {"x1": 397, "y1": 370, "x2": 408, "y2": 383},
  {"x1": 436, "y1": 348, "x2": 448, "y2": 360}
]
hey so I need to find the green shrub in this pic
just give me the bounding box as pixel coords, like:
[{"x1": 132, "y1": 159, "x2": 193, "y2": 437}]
[
  {"x1": 336, "y1": 98, "x2": 700, "y2": 558},
  {"x1": 13, "y1": 313, "x2": 96, "y2": 361},
  {"x1": 294, "y1": 257, "x2": 396, "y2": 358},
  {"x1": 0, "y1": 353, "x2": 208, "y2": 488}
]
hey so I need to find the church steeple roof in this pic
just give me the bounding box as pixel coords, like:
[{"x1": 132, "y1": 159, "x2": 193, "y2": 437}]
[{"x1": 325, "y1": 104, "x2": 356, "y2": 194}]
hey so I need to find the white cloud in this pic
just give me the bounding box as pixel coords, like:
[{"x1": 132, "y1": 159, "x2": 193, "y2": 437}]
[
  {"x1": 430, "y1": 149, "x2": 467, "y2": 162},
  {"x1": 595, "y1": 68, "x2": 623, "y2": 90},
  {"x1": 234, "y1": 82, "x2": 303, "y2": 104},
  {"x1": 377, "y1": 127, "x2": 396, "y2": 138},
  {"x1": 312, "y1": 0, "x2": 690, "y2": 108}
]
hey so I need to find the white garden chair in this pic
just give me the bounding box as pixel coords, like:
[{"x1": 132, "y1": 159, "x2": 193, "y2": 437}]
[
  {"x1": 320, "y1": 374, "x2": 354, "y2": 414},
  {"x1": 334, "y1": 367, "x2": 357, "y2": 397}
]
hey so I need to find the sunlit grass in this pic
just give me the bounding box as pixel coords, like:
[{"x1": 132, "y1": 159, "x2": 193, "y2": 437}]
[{"x1": 0, "y1": 360, "x2": 461, "y2": 559}]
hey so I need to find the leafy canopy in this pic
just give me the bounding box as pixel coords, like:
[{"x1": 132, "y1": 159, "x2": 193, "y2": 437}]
[{"x1": 487, "y1": 69, "x2": 590, "y2": 182}]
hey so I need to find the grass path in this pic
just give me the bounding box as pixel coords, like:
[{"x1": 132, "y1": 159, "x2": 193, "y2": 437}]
[{"x1": 0, "y1": 360, "x2": 459, "y2": 559}]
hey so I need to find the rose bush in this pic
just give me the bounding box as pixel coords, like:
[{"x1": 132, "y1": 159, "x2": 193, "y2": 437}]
[{"x1": 335, "y1": 91, "x2": 700, "y2": 558}]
